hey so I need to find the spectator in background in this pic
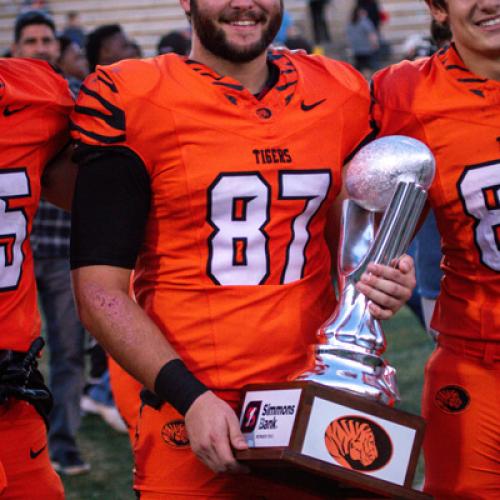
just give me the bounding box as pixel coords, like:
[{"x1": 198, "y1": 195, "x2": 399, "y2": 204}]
[
  {"x1": 346, "y1": 6, "x2": 379, "y2": 78},
  {"x1": 285, "y1": 34, "x2": 313, "y2": 54},
  {"x1": 21, "y1": 0, "x2": 51, "y2": 14},
  {"x1": 62, "y1": 11, "x2": 86, "y2": 48},
  {"x1": 85, "y1": 24, "x2": 130, "y2": 72},
  {"x1": 58, "y1": 35, "x2": 89, "y2": 94},
  {"x1": 356, "y1": 0, "x2": 382, "y2": 32},
  {"x1": 11, "y1": 10, "x2": 90, "y2": 476},
  {"x1": 157, "y1": 31, "x2": 190, "y2": 55},
  {"x1": 126, "y1": 40, "x2": 143, "y2": 59},
  {"x1": 357, "y1": 0, "x2": 392, "y2": 65},
  {"x1": 11, "y1": 9, "x2": 59, "y2": 63},
  {"x1": 273, "y1": 9, "x2": 293, "y2": 47},
  {"x1": 309, "y1": 0, "x2": 331, "y2": 46}
]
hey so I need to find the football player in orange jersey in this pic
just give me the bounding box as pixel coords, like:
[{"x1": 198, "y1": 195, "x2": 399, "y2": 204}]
[
  {"x1": 70, "y1": 0, "x2": 416, "y2": 497},
  {"x1": 0, "y1": 58, "x2": 74, "y2": 499},
  {"x1": 371, "y1": 1, "x2": 500, "y2": 497}
]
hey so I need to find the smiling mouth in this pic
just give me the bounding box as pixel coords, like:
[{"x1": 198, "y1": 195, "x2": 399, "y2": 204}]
[
  {"x1": 477, "y1": 15, "x2": 500, "y2": 28},
  {"x1": 229, "y1": 20, "x2": 258, "y2": 26}
]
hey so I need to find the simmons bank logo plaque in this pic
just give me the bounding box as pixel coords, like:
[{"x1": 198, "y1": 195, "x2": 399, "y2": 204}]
[{"x1": 324, "y1": 416, "x2": 393, "y2": 472}]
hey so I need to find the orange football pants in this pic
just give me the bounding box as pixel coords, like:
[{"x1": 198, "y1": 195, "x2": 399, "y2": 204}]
[
  {"x1": 0, "y1": 399, "x2": 64, "y2": 499},
  {"x1": 134, "y1": 402, "x2": 333, "y2": 499},
  {"x1": 108, "y1": 355, "x2": 142, "y2": 442},
  {"x1": 422, "y1": 336, "x2": 500, "y2": 499}
]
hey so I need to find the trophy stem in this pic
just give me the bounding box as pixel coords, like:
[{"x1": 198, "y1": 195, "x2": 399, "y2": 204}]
[
  {"x1": 298, "y1": 184, "x2": 428, "y2": 405},
  {"x1": 366, "y1": 182, "x2": 426, "y2": 267}
]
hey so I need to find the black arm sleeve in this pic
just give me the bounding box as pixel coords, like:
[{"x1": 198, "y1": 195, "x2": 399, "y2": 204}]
[{"x1": 70, "y1": 146, "x2": 151, "y2": 270}]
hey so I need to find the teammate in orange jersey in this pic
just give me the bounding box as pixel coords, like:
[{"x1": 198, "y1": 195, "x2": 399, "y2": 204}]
[
  {"x1": 371, "y1": 1, "x2": 500, "y2": 497},
  {"x1": 0, "y1": 58, "x2": 74, "y2": 499},
  {"x1": 70, "y1": 0, "x2": 416, "y2": 497}
]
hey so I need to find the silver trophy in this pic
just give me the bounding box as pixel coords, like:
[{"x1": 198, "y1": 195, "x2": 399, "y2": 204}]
[{"x1": 297, "y1": 136, "x2": 435, "y2": 405}]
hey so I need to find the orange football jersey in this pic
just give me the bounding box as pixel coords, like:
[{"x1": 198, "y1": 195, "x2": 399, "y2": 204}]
[
  {"x1": 0, "y1": 59, "x2": 73, "y2": 351},
  {"x1": 372, "y1": 45, "x2": 500, "y2": 341},
  {"x1": 71, "y1": 52, "x2": 371, "y2": 395}
]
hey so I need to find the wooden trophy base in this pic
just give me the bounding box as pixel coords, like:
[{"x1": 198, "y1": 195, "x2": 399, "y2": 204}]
[{"x1": 236, "y1": 382, "x2": 431, "y2": 499}]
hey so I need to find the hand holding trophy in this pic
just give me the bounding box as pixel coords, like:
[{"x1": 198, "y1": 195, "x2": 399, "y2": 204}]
[{"x1": 237, "y1": 136, "x2": 435, "y2": 499}]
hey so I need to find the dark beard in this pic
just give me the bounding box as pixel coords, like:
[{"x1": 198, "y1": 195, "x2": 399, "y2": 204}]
[{"x1": 190, "y1": 0, "x2": 283, "y2": 63}]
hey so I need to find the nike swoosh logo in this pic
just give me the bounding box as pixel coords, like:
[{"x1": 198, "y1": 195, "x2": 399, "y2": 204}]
[
  {"x1": 30, "y1": 444, "x2": 47, "y2": 459},
  {"x1": 3, "y1": 104, "x2": 31, "y2": 117},
  {"x1": 300, "y1": 99, "x2": 326, "y2": 111}
]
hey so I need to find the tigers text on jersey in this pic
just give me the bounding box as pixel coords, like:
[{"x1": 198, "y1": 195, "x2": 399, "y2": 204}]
[
  {"x1": 71, "y1": 52, "x2": 372, "y2": 394},
  {"x1": 0, "y1": 59, "x2": 73, "y2": 351},
  {"x1": 372, "y1": 45, "x2": 500, "y2": 341}
]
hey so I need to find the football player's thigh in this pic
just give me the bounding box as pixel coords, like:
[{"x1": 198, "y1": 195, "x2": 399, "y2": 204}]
[
  {"x1": 134, "y1": 405, "x2": 338, "y2": 500},
  {"x1": 422, "y1": 347, "x2": 500, "y2": 499},
  {"x1": 133, "y1": 404, "x2": 242, "y2": 497},
  {"x1": 0, "y1": 400, "x2": 64, "y2": 500},
  {"x1": 108, "y1": 355, "x2": 142, "y2": 441}
]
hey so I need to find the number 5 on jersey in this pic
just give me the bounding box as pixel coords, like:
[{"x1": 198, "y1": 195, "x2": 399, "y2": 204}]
[
  {"x1": 207, "y1": 170, "x2": 331, "y2": 285},
  {"x1": 0, "y1": 169, "x2": 30, "y2": 291}
]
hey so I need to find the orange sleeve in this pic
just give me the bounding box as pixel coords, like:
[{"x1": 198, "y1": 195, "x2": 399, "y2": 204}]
[
  {"x1": 334, "y1": 62, "x2": 373, "y2": 163},
  {"x1": 0, "y1": 59, "x2": 73, "y2": 165},
  {"x1": 370, "y1": 64, "x2": 428, "y2": 143}
]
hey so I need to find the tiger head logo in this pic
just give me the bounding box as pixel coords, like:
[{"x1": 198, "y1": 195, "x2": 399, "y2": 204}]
[
  {"x1": 161, "y1": 419, "x2": 190, "y2": 448},
  {"x1": 435, "y1": 385, "x2": 470, "y2": 413},
  {"x1": 324, "y1": 416, "x2": 392, "y2": 472}
]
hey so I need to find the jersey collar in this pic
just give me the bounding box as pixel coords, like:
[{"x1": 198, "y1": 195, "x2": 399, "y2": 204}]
[
  {"x1": 437, "y1": 43, "x2": 500, "y2": 99},
  {"x1": 184, "y1": 50, "x2": 298, "y2": 110}
]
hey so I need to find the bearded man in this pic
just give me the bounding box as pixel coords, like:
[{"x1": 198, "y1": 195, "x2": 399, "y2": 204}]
[{"x1": 69, "y1": 0, "x2": 416, "y2": 497}]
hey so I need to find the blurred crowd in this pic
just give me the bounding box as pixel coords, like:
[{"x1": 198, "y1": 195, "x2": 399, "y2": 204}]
[{"x1": 5, "y1": 0, "x2": 440, "y2": 82}]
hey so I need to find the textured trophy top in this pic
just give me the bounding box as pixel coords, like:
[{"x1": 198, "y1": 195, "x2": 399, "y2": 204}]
[{"x1": 345, "y1": 135, "x2": 436, "y2": 212}]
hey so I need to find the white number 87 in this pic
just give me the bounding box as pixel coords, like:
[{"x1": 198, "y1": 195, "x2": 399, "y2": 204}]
[{"x1": 207, "y1": 170, "x2": 331, "y2": 285}]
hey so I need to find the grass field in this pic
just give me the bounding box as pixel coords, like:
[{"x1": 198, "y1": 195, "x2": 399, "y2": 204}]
[{"x1": 42, "y1": 306, "x2": 434, "y2": 499}]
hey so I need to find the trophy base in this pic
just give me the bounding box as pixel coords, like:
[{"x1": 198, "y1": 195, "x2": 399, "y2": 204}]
[
  {"x1": 237, "y1": 381, "x2": 429, "y2": 500},
  {"x1": 295, "y1": 346, "x2": 399, "y2": 405}
]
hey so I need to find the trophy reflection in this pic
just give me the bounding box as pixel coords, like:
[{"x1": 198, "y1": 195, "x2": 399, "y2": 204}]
[{"x1": 297, "y1": 135, "x2": 435, "y2": 405}]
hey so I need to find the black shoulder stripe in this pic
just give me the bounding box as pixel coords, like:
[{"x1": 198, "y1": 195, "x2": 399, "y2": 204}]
[
  {"x1": 97, "y1": 69, "x2": 118, "y2": 92},
  {"x1": 445, "y1": 64, "x2": 469, "y2": 72},
  {"x1": 70, "y1": 122, "x2": 126, "y2": 144},
  {"x1": 76, "y1": 84, "x2": 125, "y2": 131},
  {"x1": 458, "y1": 77, "x2": 488, "y2": 83},
  {"x1": 97, "y1": 75, "x2": 118, "y2": 93},
  {"x1": 74, "y1": 103, "x2": 125, "y2": 131},
  {"x1": 276, "y1": 80, "x2": 297, "y2": 92},
  {"x1": 201, "y1": 72, "x2": 224, "y2": 81},
  {"x1": 224, "y1": 94, "x2": 238, "y2": 105},
  {"x1": 212, "y1": 81, "x2": 244, "y2": 91},
  {"x1": 469, "y1": 89, "x2": 485, "y2": 98}
]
